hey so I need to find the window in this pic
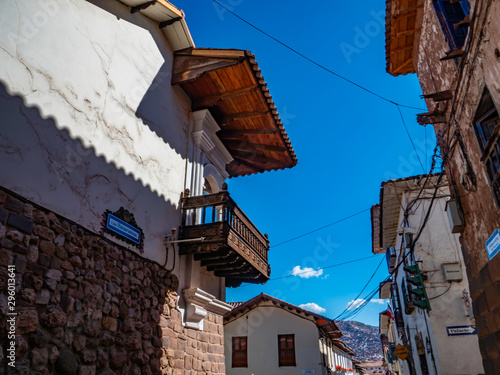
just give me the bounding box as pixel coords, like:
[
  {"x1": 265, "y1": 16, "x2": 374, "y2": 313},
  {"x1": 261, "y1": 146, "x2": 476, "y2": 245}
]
[
  {"x1": 433, "y1": 0, "x2": 470, "y2": 50},
  {"x1": 390, "y1": 284, "x2": 404, "y2": 329},
  {"x1": 278, "y1": 334, "x2": 296, "y2": 367},
  {"x1": 232, "y1": 337, "x2": 247, "y2": 368},
  {"x1": 474, "y1": 89, "x2": 500, "y2": 204}
]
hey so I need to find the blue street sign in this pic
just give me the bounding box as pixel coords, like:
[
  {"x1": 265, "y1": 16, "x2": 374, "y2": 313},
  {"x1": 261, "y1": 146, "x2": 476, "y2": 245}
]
[
  {"x1": 446, "y1": 325, "x2": 476, "y2": 336},
  {"x1": 486, "y1": 229, "x2": 500, "y2": 260},
  {"x1": 106, "y1": 214, "x2": 141, "y2": 245}
]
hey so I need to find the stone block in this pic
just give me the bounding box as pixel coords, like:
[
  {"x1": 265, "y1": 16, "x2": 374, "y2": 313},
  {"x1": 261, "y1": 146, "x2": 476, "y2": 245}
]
[
  {"x1": 0, "y1": 207, "x2": 8, "y2": 224},
  {"x1": 39, "y1": 240, "x2": 55, "y2": 255},
  {"x1": 34, "y1": 225, "x2": 55, "y2": 241},
  {"x1": 480, "y1": 333, "x2": 500, "y2": 359},
  {"x1": 81, "y1": 350, "x2": 97, "y2": 363},
  {"x1": 5, "y1": 196, "x2": 24, "y2": 214},
  {"x1": 17, "y1": 308, "x2": 39, "y2": 334},
  {"x1": 40, "y1": 306, "x2": 67, "y2": 328},
  {"x1": 56, "y1": 349, "x2": 79, "y2": 375},
  {"x1": 31, "y1": 347, "x2": 49, "y2": 367},
  {"x1": 79, "y1": 365, "x2": 97, "y2": 375},
  {"x1": 7, "y1": 213, "x2": 33, "y2": 234}
]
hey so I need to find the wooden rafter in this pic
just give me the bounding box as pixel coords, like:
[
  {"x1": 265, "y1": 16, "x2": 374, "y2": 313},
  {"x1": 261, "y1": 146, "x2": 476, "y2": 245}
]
[
  {"x1": 226, "y1": 140, "x2": 287, "y2": 153},
  {"x1": 233, "y1": 154, "x2": 287, "y2": 166},
  {"x1": 222, "y1": 110, "x2": 270, "y2": 123},
  {"x1": 393, "y1": 4, "x2": 423, "y2": 20},
  {"x1": 391, "y1": 58, "x2": 413, "y2": 75},
  {"x1": 218, "y1": 128, "x2": 278, "y2": 139},
  {"x1": 191, "y1": 85, "x2": 259, "y2": 110}
]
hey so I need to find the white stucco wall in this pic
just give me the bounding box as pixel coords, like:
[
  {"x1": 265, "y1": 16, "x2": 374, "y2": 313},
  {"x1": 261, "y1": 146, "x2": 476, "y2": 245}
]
[
  {"x1": 224, "y1": 304, "x2": 324, "y2": 375},
  {"x1": 391, "y1": 187, "x2": 484, "y2": 375},
  {"x1": 0, "y1": 0, "x2": 227, "y2": 302}
]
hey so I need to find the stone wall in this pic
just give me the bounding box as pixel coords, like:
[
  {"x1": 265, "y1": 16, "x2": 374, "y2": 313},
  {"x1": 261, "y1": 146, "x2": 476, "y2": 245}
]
[{"x1": 0, "y1": 187, "x2": 225, "y2": 375}]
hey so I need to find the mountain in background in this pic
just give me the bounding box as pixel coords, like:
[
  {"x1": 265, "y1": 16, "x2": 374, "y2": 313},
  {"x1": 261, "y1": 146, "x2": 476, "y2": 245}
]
[{"x1": 336, "y1": 321, "x2": 383, "y2": 362}]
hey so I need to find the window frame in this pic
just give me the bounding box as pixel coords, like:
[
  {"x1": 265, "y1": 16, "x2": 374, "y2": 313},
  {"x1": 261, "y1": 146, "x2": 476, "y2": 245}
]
[
  {"x1": 473, "y1": 89, "x2": 500, "y2": 206},
  {"x1": 432, "y1": 0, "x2": 470, "y2": 50},
  {"x1": 278, "y1": 334, "x2": 296, "y2": 367},
  {"x1": 232, "y1": 336, "x2": 248, "y2": 368}
]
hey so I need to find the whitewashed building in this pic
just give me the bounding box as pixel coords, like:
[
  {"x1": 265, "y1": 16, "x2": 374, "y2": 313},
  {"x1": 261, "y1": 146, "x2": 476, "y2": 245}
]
[
  {"x1": 371, "y1": 174, "x2": 484, "y2": 375},
  {"x1": 224, "y1": 293, "x2": 359, "y2": 375},
  {"x1": 0, "y1": 0, "x2": 296, "y2": 373}
]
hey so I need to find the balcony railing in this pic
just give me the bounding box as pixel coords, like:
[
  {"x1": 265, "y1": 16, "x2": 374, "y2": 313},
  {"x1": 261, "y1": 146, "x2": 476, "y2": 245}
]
[{"x1": 178, "y1": 186, "x2": 270, "y2": 287}]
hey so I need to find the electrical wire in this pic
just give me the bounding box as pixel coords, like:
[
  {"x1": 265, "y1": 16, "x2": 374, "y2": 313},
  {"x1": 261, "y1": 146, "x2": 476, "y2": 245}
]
[
  {"x1": 211, "y1": 0, "x2": 426, "y2": 112},
  {"x1": 237, "y1": 254, "x2": 379, "y2": 287},
  {"x1": 333, "y1": 257, "x2": 386, "y2": 321},
  {"x1": 428, "y1": 283, "x2": 452, "y2": 300},
  {"x1": 273, "y1": 207, "x2": 371, "y2": 248}
]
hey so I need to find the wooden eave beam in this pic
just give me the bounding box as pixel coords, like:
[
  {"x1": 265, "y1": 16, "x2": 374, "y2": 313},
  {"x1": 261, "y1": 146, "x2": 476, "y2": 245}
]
[
  {"x1": 390, "y1": 44, "x2": 414, "y2": 54},
  {"x1": 232, "y1": 154, "x2": 288, "y2": 167},
  {"x1": 172, "y1": 55, "x2": 244, "y2": 85},
  {"x1": 392, "y1": 4, "x2": 423, "y2": 20},
  {"x1": 131, "y1": 1, "x2": 156, "y2": 13},
  {"x1": 440, "y1": 48, "x2": 464, "y2": 60},
  {"x1": 391, "y1": 58, "x2": 414, "y2": 75},
  {"x1": 222, "y1": 110, "x2": 270, "y2": 123},
  {"x1": 190, "y1": 85, "x2": 260, "y2": 110},
  {"x1": 218, "y1": 128, "x2": 278, "y2": 139},
  {"x1": 159, "y1": 17, "x2": 182, "y2": 29},
  {"x1": 226, "y1": 141, "x2": 287, "y2": 153},
  {"x1": 231, "y1": 157, "x2": 265, "y2": 172},
  {"x1": 394, "y1": 28, "x2": 421, "y2": 37}
]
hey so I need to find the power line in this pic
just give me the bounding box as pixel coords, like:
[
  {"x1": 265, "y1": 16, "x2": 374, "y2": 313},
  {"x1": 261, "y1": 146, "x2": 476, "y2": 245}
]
[
  {"x1": 334, "y1": 257, "x2": 386, "y2": 321},
  {"x1": 238, "y1": 255, "x2": 379, "y2": 287},
  {"x1": 273, "y1": 207, "x2": 371, "y2": 248},
  {"x1": 211, "y1": 0, "x2": 426, "y2": 111},
  {"x1": 396, "y1": 105, "x2": 426, "y2": 173}
]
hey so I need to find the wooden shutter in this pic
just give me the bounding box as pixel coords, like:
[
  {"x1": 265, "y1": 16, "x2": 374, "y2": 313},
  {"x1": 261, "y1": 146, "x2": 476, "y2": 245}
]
[
  {"x1": 232, "y1": 337, "x2": 247, "y2": 368},
  {"x1": 278, "y1": 334, "x2": 296, "y2": 367}
]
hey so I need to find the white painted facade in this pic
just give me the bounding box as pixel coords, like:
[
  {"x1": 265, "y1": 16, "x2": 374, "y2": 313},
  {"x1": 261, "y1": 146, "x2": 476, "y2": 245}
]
[
  {"x1": 377, "y1": 177, "x2": 484, "y2": 375},
  {"x1": 224, "y1": 299, "x2": 357, "y2": 375},
  {"x1": 0, "y1": 0, "x2": 233, "y2": 325}
]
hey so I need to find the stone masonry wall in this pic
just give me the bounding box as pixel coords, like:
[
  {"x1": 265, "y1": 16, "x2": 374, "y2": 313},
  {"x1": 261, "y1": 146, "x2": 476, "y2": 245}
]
[{"x1": 0, "y1": 187, "x2": 225, "y2": 375}]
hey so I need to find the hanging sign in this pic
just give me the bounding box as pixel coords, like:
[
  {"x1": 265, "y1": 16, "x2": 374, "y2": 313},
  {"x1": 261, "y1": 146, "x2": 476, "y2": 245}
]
[
  {"x1": 392, "y1": 344, "x2": 410, "y2": 361},
  {"x1": 446, "y1": 325, "x2": 477, "y2": 336},
  {"x1": 486, "y1": 229, "x2": 500, "y2": 260}
]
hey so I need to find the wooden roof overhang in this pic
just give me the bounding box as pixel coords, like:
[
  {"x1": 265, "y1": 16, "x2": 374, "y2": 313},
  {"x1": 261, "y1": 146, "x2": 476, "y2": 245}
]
[
  {"x1": 379, "y1": 173, "x2": 444, "y2": 248},
  {"x1": 172, "y1": 48, "x2": 297, "y2": 177},
  {"x1": 333, "y1": 340, "x2": 357, "y2": 356},
  {"x1": 116, "y1": 0, "x2": 194, "y2": 51},
  {"x1": 224, "y1": 293, "x2": 343, "y2": 340},
  {"x1": 385, "y1": 0, "x2": 424, "y2": 76}
]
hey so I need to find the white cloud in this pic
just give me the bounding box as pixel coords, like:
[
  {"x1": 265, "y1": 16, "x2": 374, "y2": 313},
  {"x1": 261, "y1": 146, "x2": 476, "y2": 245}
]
[
  {"x1": 346, "y1": 299, "x2": 366, "y2": 310},
  {"x1": 370, "y1": 298, "x2": 389, "y2": 305},
  {"x1": 291, "y1": 266, "x2": 323, "y2": 279},
  {"x1": 299, "y1": 303, "x2": 326, "y2": 314}
]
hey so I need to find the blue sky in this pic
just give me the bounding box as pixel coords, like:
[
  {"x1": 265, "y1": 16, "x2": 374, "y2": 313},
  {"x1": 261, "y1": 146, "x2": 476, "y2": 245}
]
[{"x1": 176, "y1": 0, "x2": 431, "y2": 326}]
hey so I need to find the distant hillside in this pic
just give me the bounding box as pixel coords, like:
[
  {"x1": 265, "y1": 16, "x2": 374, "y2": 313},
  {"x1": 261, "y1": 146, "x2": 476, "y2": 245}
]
[{"x1": 336, "y1": 321, "x2": 383, "y2": 362}]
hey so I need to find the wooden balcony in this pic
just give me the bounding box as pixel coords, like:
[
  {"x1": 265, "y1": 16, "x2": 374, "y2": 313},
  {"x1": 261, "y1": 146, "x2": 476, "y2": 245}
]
[{"x1": 178, "y1": 187, "x2": 270, "y2": 287}]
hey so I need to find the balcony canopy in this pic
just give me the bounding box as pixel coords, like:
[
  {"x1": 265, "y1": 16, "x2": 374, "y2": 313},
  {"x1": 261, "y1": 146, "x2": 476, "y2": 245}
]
[
  {"x1": 172, "y1": 48, "x2": 297, "y2": 177},
  {"x1": 385, "y1": 0, "x2": 423, "y2": 76}
]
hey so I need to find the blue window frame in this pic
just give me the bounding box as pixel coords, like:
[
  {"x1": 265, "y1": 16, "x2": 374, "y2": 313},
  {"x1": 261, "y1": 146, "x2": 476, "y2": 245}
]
[{"x1": 433, "y1": 0, "x2": 470, "y2": 49}]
